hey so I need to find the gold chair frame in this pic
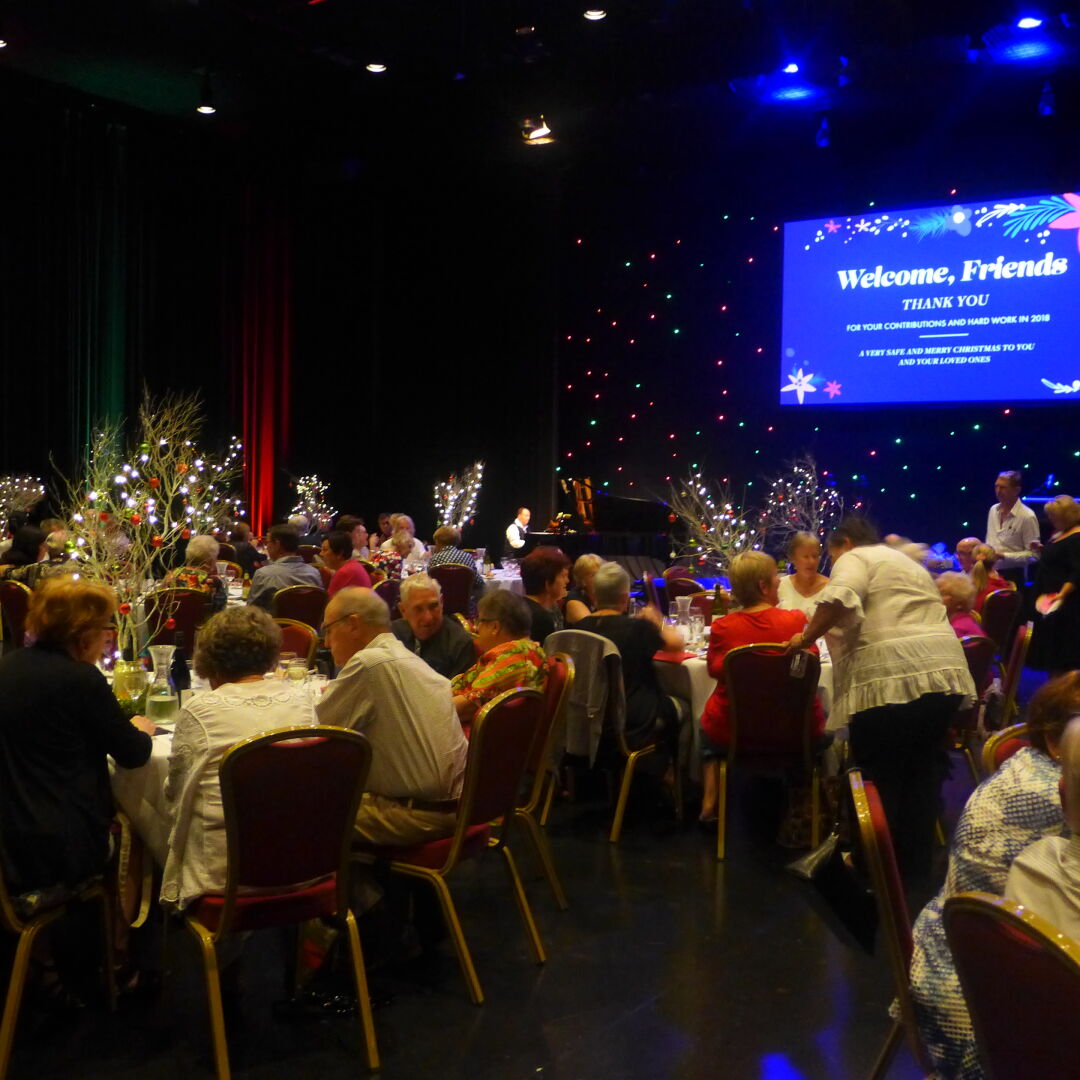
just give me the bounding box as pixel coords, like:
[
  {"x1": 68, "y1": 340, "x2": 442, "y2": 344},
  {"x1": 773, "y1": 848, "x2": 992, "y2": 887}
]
[
  {"x1": 183, "y1": 725, "x2": 379, "y2": 1078},
  {"x1": 980, "y1": 721, "x2": 1029, "y2": 776},
  {"x1": 373, "y1": 688, "x2": 547, "y2": 1006},
  {"x1": 849, "y1": 770, "x2": 934, "y2": 1080},
  {"x1": 0, "y1": 580, "x2": 33, "y2": 649},
  {"x1": 0, "y1": 854, "x2": 116, "y2": 1077},
  {"x1": 1000, "y1": 621, "x2": 1033, "y2": 725},
  {"x1": 272, "y1": 617, "x2": 319, "y2": 666},
  {"x1": 716, "y1": 643, "x2": 822, "y2": 861},
  {"x1": 513, "y1": 653, "x2": 575, "y2": 910}
]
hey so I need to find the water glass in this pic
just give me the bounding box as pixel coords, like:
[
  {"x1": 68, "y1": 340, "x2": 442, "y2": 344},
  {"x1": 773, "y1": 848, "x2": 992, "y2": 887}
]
[
  {"x1": 277, "y1": 651, "x2": 298, "y2": 678},
  {"x1": 689, "y1": 613, "x2": 705, "y2": 647},
  {"x1": 308, "y1": 674, "x2": 328, "y2": 701},
  {"x1": 668, "y1": 602, "x2": 680, "y2": 621},
  {"x1": 286, "y1": 658, "x2": 308, "y2": 683}
]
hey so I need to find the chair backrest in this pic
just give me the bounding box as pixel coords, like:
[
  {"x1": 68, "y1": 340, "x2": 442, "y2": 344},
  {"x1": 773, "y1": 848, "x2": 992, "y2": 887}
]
[
  {"x1": 641, "y1": 572, "x2": 662, "y2": 610},
  {"x1": 215, "y1": 542, "x2": 236, "y2": 561},
  {"x1": 662, "y1": 564, "x2": 696, "y2": 588},
  {"x1": 272, "y1": 585, "x2": 328, "y2": 633},
  {"x1": 981, "y1": 588, "x2": 1022, "y2": 655},
  {"x1": 297, "y1": 544, "x2": 319, "y2": 564},
  {"x1": 849, "y1": 769, "x2": 930, "y2": 1071},
  {"x1": 429, "y1": 564, "x2": 473, "y2": 616},
  {"x1": 544, "y1": 629, "x2": 614, "y2": 762},
  {"x1": 687, "y1": 593, "x2": 712, "y2": 623},
  {"x1": 145, "y1": 587, "x2": 210, "y2": 647},
  {"x1": 961, "y1": 634, "x2": 996, "y2": 689},
  {"x1": 0, "y1": 580, "x2": 33, "y2": 649},
  {"x1": 723, "y1": 644, "x2": 820, "y2": 760},
  {"x1": 1000, "y1": 621, "x2": 1033, "y2": 724},
  {"x1": 222, "y1": 561, "x2": 244, "y2": 582},
  {"x1": 274, "y1": 618, "x2": 319, "y2": 666},
  {"x1": 981, "y1": 722, "x2": 1031, "y2": 775},
  {"x1": 944, "y1": 891, "x2": 1080, "y2": 1080},
  {"x1": 317, "y1": 565, "x2": 333, "y2": 589},
  {"x1": 665, "y1": 577, "x2": 702, "y2": 601},
  {"x1": 438, "y1": 689, "x2": 545, "y2": 871},
  {"x1": 522, "y1": 654, "x2": 574, "y2": 806},
  {"x1": 216, "y1": 725, "x2": 372, "y2": 932},
  {"x1": 373, "y1": 577, "x2": 400, "y2": 612}
]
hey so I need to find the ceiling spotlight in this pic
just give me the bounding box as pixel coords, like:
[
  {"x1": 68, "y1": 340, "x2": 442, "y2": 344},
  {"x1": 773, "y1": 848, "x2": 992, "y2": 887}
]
[
  {"x1": 365, "y1": 62, "x2": 387, "y2": 73},
  {"x1": 1017, "y1": 16, "x2": 1044, "y2": 29},
  {"x1": 583, "y1": 9, "x2": 607, "y2": 20},
  {"x1": 521, "y1": 116, "x2": 555, "y2": 145},
  {"x1": 782, "y1": 62, "x2": 800, "y2": 74},
  {"x1": 196, "y1": 72, "x2": 216, "y2": 115}
]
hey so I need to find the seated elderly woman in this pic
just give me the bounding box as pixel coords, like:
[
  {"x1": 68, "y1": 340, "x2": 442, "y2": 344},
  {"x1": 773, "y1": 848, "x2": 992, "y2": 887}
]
[
  {"x1": 699, "y1": 551, "x2": 821, "y2": 826},
  {"x1": 564, "y1": 553, "x2": 604, "y2": 624},
  {"x1": 577, "y1": 562, "x2": 685, "y2": 750},
  {"x1": 911, "y1": 672, "x2": 1079, "y2": 1079},
  {"x1": 163, "y1": 533, "x2": 227, "y2": 613},
  {"x1": 370, "y1": 529, "x2": 416, "y2": 582},
  {"x1": 162, "y1": 606, "x2": 316, "y2": 910},
  {"x1": 936, "y1": 572, "x2": 986, "y2": 640},
  {"x1": 1006, "y1": 716, "x2": 1080, "y2": 944},
  {"x1": 0, "y1": 578, "x2": 154, "y2": 901},
  {"x1": 969, "y1": 544, "x2": 1011, "y2": 613},
  {"x1": 0, "y1": 525, "x2": 48, "y2": 586},
  {"x1": 450, "y1": 589, "x2": 547, "y2": 735},
  {"x1": 776, "y1": 531, "x2": 829, "y2": 620},
  {"x1": 520, "y1": 546, "x2": 571, "y2": 642}
]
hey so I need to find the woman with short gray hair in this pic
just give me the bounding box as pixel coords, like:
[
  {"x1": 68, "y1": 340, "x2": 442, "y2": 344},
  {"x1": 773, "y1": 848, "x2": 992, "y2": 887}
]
[
  {"x1": 162, "y1": 606, "x2": 316, "y2": 909},
  {"x1": 163, "y1": 533, "x2": 227, "y2": 613}
]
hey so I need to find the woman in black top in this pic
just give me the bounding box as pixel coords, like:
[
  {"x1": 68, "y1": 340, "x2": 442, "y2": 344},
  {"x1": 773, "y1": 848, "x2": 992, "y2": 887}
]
[
  {"x1": 1029, "y1": 495, "x2": 1080, "y2": 675},
  {"x1": 0, "y1": 577, "x2": 155, "y2": 897}
]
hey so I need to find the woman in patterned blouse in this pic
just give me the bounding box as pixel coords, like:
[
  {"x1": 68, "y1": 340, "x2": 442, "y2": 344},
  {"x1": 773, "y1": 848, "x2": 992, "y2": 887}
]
[
  {"x1": 451, "y1": 588, "x2": 546, "y2": 736},
  {"x1": 909, "y1": 672, "x2": 1080, "y2": 1079},
  {"x1": 163, "y1": 534, "x2": 227, "y2": 613}
]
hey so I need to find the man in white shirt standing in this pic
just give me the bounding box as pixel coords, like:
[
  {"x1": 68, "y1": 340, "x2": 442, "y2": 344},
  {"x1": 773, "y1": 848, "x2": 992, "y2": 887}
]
[
  {"x1": 986, "y1": 470, "x2": 1041, "y2": 585},
  {"x1": 316, "y1": 587, "x2": 467, "y2": 847},
  {"x1": 503, "y1": 507, "x2": 530, "y2": 562}
]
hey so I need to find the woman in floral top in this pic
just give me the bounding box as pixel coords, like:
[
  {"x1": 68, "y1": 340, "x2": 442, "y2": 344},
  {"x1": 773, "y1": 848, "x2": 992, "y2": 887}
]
[
  {"x1": 451, "y1": 589, "x2": 546, "y2": 735},
  {"x1": 369, "y1": 530, "x2": 415, "y2": 582},
  {"x1": 163, "y1": 534, "x2": 227, "y2": 613}
]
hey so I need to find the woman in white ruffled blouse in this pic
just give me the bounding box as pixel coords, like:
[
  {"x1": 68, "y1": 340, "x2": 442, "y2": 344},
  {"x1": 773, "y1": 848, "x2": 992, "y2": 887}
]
[
  {"x1": 787, "y1": 515, "x2": 976, "y2": 878},
  {"x1": 162, "y1": 606, "x2": 316, "y2": 910}
]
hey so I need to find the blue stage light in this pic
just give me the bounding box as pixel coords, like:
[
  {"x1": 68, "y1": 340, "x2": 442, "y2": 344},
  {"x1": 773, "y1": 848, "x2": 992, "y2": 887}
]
[
  {"x1": 983, "y1": 18, "x2": 1071, "y2": 65},
  {"x1": 1017, "y1": 17, "x2": 1044, "y2": 29},
  {"x1": 782, "y1": 62, "x2": 800, "y2": 74}
]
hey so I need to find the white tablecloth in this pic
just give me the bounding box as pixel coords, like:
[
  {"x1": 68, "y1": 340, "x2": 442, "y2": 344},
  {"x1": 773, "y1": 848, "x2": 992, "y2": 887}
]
[
  {"x1": 484, "y1": 571, "x2": 524, "y2": 597},
  {"x1": 110, "y1": 734, "x2": 172, "y2": 868}
]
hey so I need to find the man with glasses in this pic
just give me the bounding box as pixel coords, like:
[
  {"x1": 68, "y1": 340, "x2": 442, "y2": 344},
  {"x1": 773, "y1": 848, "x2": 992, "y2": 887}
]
[{"x1": 316, "y1": 587, "x2": 467, "y2": 846}]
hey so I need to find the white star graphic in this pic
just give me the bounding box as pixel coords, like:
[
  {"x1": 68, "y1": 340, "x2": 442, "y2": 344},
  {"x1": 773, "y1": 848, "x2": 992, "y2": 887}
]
[
  {"x1": 854, "y1": 218, "x2": 872, "y2": 232},
  {"x1": 781, "y1": 368, "x2": 817, "y2": 405}
]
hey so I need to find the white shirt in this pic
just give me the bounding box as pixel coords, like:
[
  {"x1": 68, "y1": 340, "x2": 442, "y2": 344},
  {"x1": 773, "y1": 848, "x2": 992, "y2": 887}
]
[
  {"x1": 777, "y1": 574, "x2": 829, "y2": 621},
  {"x1": 378, "y1": 536, "x2": 426, "y2": 565},
  {"x1": 986, "y1": 499, "x2": 1040, "y2": 570},
  {"x1": 506, "y1": 518, "x2": 528, "y2": 550},
  {"x1": 1006, "y1": 834, "x2": 1080, "y2": 945},
  {"x1": 316, "y1": 632, "x2": 467, "y2": 802},
  {"x1": 819, "y1": 544, "x2": 976, "y2": 726},
  {"x1": 162, "y1": 681, "x2": 317, "y2": 909}
]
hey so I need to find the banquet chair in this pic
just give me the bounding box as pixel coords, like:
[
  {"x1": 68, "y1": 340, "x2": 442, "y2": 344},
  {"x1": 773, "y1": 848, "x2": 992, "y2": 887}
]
[
  {"x1": 182, "y1": 726, "x2": 379, "y2": 1078},
  {"x1": 717, "y1": 645, "x2": 822, "y2": 861},
  {"x1": 943, "y1": 892, "x2": 1080, "y2": 1080},
  {"x1": 271, "y1": 585, "x2": 327, "y2": 635},
  {"x1": 317, "y1": 565, "x2": 333, "y2": 589},
  {"x1": 430, "y1": 564, "x2": 474, "y2": 616},
  {"x1": 848, "y1": 769, "x2": 935, "y2": 1080},
  {"x1": 980, "y1": 588, "x2": 1022, "y2": 658},
  {"x1": 665, "y1": 577, "x2": 703, "y2": 601},
  {"x1": 0, "y1": 581, "x2": 32, "y2": 651},
  {"x1": 981, "y1": 722, "x2": 1030, "y2": 775},
  {"x1": 513, "y1": 653, "x2": 574, "y2": 910},
  {"x1": 215, "y1": 542, "x2": 236, "y2": 562},
  {"x1": 373, "y1": 577, "x2": 400, "y2": 612},
  {"x1": 0, "y1": 849, "x2": 116, "y2": 1078},
  {"x1": 662, "y1": 564, "x2": 697, "y2": 589},
  {"x1": 358, "y1": 688, "x2": 547, "y2": 1005},
  {"x1": 687, "y1": 592, "x2": 713, "y2": 624},
  {"x1": 641, "y1": 572, "x2": 663, "y2": 610},
  {"x1": 954, "y1": 635, "x2": 997, "y2": 783},
  {"x1": 999, "y1": 621, "x2": 1033, "y2": 727},
  {"x1": 297, "y1": 544, "x2": 319, "y2": 565},
  {"x1": 273, "y1": 618, "x2": 319, "y2": 667},
  {"x1": 221, "y1": 561, "x2": 244, "y2": 582},
  {"x1": 358, "y1": 560, "x2": 381, "y2": 583},
  {"x1": 145, "y1": 587, "x2": 211, "y2": 648}
]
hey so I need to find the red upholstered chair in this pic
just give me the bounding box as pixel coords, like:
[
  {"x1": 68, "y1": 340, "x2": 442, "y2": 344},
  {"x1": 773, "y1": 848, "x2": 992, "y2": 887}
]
[
  {"x1": 944, "y1": 892, "x2": 1080, "y2": 1080},
  {"x1": 954, "y1": 634, "x2": 997, "y2": 783},
  {"x1": 662, "y1": 564, "x2": 696, "y2": 589},
  {"x1": 999, "y1": 621, "x2": 1033, "y2": 727},
  {"x1": 849, "y1": 769, "x2": 934, "y2": 1080},
  {"x1": 297, "y1": 544, "x2": 319, "y2": 565},
  {"x1": 687, "y1": 592, "x2": 713, "y2": 623},
  {"x1": 980, "y1": 587, "x2": 1021, "y2": 658},
  {"x1": 0, "y1": 580, "x2": 32, "y2": 650},
  {"x1": 271, "y1": 585, "x2": 327, "y2": 635},
  {"x1": 183, "y1": 726, "x2": 379, "y2": 1077},
  {"x1": 513, "y1": 653, "x2": 574, "y2": 910},
  {"x1": 665, "y1": 577, "x2": 703, "y2": 601},
  {"x1": 373, "y1": 577, "x2": 400, "y2": 613},
  {"x1": 0, "y1": 843, "x2": 116, "y2": 1075},
  {"x1": 429, "y1": 564, "x2": 474, "y2": 617},
  {"x1": 145, "y1": 587, "x2": 211, "y2": 648},
  {"x1": 980, "y1": 722, "x2": 1031, "y2": 775},
  {"x1": 317, "y1": 565, "x2": 333, "y2": 589},
  {"x1": 273, "y1": 618, "x2": 318, "y2": 667},
  {"x1": 716, "y1": 644, "x2": 822, "y2": 861},
  {"x1": 360, "y1": 688, "x2": 547, "y2": 1006}
]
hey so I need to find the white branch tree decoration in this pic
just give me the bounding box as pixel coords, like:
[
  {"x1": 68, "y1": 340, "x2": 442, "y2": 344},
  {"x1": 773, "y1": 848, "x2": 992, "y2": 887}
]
[
  {"x1": 760, "y1": 454, "x2": 845, "y2": 560},
  {"x1": 667, "y1": 473, "x2": 761, "y2": 569},
  {"x1": 291, "y1": 475, "x2": 336, "y2": 531},
  {"x1": 433, "y1": 461, "x2": 484, "y2": 530},
  {"x1": 0, "y1": 476, "x2": 45, "y2": 529}
]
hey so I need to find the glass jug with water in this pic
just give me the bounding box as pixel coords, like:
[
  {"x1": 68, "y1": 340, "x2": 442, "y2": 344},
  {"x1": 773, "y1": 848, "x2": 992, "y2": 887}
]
[{"x1": 146, "y1": 644, "x2": 179, "y2": 722}]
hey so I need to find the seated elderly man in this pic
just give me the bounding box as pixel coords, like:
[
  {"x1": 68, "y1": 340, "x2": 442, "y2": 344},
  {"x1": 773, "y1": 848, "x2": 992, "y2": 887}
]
[
  {"x1": 429, "y1": 525, "x2": 485, "y2": 600},
  {"x1": 953, "y1": 536, "x2": 981, "y2": 573},
  {"x1": 451, "y1": 589, "x2": 547, "y2": 735},
  {"x1": 335, "y1": 514, "x2": 370, "y2": 561},
  {"x1": 247, "y1": 525, "x2": 323, "y2": 610},
  {"x1": 391, "y1": 572, "x2": 475, "y2": 679},
  {"x1": 320, "y1": 530, "x2": 372, "y2": 595},
  {"x1": 316, "y1": 588, "x2": 467, "y2": 846}
]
